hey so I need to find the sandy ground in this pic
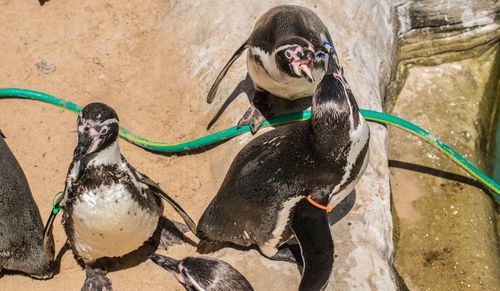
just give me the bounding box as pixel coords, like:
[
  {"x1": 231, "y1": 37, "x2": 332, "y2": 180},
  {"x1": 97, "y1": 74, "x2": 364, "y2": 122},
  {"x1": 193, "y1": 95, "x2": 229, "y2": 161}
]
[{"x1": 0, "y1": 1, "x2": 263, "y2": 290}]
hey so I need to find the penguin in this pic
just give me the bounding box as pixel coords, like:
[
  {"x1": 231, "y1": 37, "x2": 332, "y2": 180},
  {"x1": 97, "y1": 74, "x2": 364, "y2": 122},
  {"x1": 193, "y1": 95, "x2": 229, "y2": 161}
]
[
  {"x1": 206, "y1": 5, "x2": 333, "y2": 133},
  {"x1": 150, "y1": 253, "x2": 254, "y2": 291},
  {"x1": 43, "y1": 103, "x2": 196, "y2": 290},
  {"x1": 0, "y1": 130, "x2": 53, "y2": 279},
  {"x1": 197, "y1": 51, "x2": 370, "y2": 290}
]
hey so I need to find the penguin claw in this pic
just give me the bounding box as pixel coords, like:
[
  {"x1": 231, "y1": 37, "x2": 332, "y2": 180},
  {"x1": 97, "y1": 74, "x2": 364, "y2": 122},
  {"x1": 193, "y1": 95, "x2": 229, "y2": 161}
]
[
  {"x1": 237, "y1": 107, "x2": 267, "y2": 134},
  {"x1": 82, "y1": 267, "x2": 112, "y2": 291}
]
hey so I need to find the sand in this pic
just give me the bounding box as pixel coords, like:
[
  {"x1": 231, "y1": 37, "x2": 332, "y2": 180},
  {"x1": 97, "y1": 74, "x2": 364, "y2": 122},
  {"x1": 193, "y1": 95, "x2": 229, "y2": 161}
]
[{"x1": 0, "y1": 1, "x2": 250, "y2": 290}]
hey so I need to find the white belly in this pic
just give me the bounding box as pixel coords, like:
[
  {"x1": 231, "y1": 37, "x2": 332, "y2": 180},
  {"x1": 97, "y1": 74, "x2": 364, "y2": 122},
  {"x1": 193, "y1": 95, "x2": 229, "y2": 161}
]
[
  {"x1": 329, "y1": 117, "x2": 371, "y2": 207},
  {"x1": 71, "y1": 183, "x2": 160, "y2": 263},
  {"x1": 247, "y1": 50, "x2": 323, "y2": 100}
]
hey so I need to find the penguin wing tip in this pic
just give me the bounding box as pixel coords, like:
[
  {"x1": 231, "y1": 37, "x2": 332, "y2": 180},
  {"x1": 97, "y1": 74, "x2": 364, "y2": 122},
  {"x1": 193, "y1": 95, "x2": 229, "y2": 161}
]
[{"x1": 206, "y1": 93, "x2": 215, "y2": 104}]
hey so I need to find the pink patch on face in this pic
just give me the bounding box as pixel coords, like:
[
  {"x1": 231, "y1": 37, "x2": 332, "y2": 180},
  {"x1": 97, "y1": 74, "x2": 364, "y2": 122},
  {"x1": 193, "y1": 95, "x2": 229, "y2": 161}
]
[
  {"x1": 88, "y1": 127, "x2": 100, "y2": 137},
  {"x1": 285, "y1": 46, "x2": 305, "y2": 62},
  {"x1": 286, "y1": 46, "x2": 315, "y2": 80}
]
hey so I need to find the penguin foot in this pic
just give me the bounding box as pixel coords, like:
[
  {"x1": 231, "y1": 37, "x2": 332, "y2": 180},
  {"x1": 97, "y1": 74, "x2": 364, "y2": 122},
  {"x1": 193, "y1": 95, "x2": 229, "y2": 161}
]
[
  {"x1": 269, "y1": 244, "x2": 304, "y2": 265},
  {"x1": 237, "y1": 106, "x2": 267, "y2": 134},
  {"x1": 159, "y1": 230, "x2": 183, "y2": 249},
  {"x1": 196, "y1": 240, "x2": 224, "y2": 254},
  {"x1": 158, "y1": 218, "x2": 188, "y2": 249},
  {"x1": 81, "y1": 266, "x2": 112, "y2": 291}
]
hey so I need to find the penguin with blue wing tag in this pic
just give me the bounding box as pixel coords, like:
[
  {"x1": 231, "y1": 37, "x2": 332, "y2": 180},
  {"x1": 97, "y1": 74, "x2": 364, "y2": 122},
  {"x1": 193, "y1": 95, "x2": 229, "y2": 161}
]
[{"x1": 207, "y1": 5, "x2": 335, "y2": 133}]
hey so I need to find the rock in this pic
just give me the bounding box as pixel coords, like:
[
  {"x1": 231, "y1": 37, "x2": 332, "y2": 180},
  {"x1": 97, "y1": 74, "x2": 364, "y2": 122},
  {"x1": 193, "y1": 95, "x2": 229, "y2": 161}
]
[
  {"x1": 388, "y1": 0, "x2": 500, "y2": 110},
  {"x1": 389, "y1": 13, "x2": 500, "y2": 291},
  {"x1": 36, "y1": 60, "x2": 56, "y2": 75}
]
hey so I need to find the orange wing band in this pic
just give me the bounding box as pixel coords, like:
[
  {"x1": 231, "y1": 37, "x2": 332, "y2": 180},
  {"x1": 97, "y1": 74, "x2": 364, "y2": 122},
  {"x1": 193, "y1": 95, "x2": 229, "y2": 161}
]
[{"x1": 306, "y1": 195, "x2": 333, "y2": 212}]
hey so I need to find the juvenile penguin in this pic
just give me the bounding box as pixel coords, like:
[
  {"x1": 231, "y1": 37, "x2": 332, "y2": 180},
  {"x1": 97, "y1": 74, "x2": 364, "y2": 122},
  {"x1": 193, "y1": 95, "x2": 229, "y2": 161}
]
[
  {"x1": 206, "y1": 5, "x2": 333, "y2": 133},
  {"x1": 197, "y1": 52, "x2": 370, "y2": 290},
  {"x1": 150, "y1": 253, "x2": 254, "y2": 291},
  {"x1": 0, "y1": 130, "x2": 53, "y2": 278},
  {"x1": 44, "y1": 103, "x2": 196, "y2": 290}
]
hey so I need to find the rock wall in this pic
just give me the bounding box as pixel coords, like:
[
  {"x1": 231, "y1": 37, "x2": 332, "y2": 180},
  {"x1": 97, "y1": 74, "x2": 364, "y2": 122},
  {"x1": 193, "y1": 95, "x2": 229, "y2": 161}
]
[
  {"x1": 388, "y1": 0, "x2": 500, "y2": 110},
  {"x1": 389, "y1": 1, "x2": 500, "y2": 290}
]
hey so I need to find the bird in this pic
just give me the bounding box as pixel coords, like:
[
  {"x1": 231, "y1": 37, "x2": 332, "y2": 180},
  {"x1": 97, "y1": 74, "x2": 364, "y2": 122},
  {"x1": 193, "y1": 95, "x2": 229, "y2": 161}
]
[
  {"x1": 44, "y1": 102, "x2": 196, "y2": 290},
  {"x1": 206, "y1": 5, "x2": 334, "y2": 133},
  {"x1": 197, "y1": 51, "x2": 370, "y2": 290},
  {"x1": 0, "y1": 130, "x2": 53, "y2": 279}
]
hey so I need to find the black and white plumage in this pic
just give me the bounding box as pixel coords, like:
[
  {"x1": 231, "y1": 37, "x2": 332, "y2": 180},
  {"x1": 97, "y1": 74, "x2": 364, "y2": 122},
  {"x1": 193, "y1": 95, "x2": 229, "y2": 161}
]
[
  {"x1": 0, "y1": 130, "x2": 53, "y2": 279},
  {"x1": 198, "y1": 52, "x2": 370, "y2": 290},
  {"x1": 207, "y1": 5, "x2": 333, "y2": 133},
  {"x1": 150, "y1": 253, "x2": 254, "y2": 291},
  {"x1": 44, "y1": 103, "x2": 195, "y2": 290}
]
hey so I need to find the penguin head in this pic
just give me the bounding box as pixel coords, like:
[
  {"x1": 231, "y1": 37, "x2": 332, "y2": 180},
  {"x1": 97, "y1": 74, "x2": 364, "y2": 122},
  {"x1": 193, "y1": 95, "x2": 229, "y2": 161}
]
[
  {"x1": 73, "y1": 102, "x2": 120, "y2": 162},
  {"x1": 150, "y1": 254, "x2": 251, "y2": 291},
  {"x1": 274, "y1": 36, "x2": 316, "y2": 82},
  {"x1": 311, "y1": 51, "x2": 352, "y2": 117},
  {"x1": 325, "y1": 50, "x2": 350, "y2": 91}
]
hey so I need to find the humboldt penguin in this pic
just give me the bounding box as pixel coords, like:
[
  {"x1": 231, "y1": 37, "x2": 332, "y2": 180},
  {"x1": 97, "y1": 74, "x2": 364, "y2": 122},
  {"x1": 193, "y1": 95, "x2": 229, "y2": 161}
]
[
  {"x1": 150, "y1": 253, "x2": 254, "y2": 291},
  {"x1": 197, "y1": 51, "x2": 370, "y2": 290},
  {"x1": 206, "y1": 5, "x2": 333, "y2": 133},
  {"x1": 43, "y1": 103, "x2": 196, "y2": 290},
  {"x1": 0, "y1": 130, "x2": 53, "y2": 278}
]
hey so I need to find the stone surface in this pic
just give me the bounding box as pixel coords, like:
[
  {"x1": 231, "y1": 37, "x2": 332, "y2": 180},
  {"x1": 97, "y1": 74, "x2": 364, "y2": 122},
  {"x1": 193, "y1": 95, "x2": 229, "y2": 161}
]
[
  {"x1": 388, "y1": 0, "x2": 500, "y2": 110},
  {"x1": 389, "y1": 43, "x2": 500, "y2": 291}
]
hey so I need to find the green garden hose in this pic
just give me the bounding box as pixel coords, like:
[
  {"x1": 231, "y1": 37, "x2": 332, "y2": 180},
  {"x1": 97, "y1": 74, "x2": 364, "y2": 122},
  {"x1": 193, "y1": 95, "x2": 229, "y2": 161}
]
[{"x1": 0, "y1": 87, "x2": 498, "y2": 202}]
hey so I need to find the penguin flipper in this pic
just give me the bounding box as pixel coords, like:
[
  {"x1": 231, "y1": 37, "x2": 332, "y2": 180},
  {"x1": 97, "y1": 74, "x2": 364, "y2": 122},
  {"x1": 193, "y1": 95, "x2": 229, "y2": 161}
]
[
  {"x1": 43, "y1": 193, "x2": 64, "y2": 262},
  {"x1": 291, "y1": 194, "x2": 334, "y2": 291},
  {"x1": 138, "y1": 173, "x2": 197, "y2": 235},
  {"x1": 121, "y1": 157, "x2": 197, "y2": 234},
  {"x1": 206, "y1": 42, "x2": 248, "y2": 104}
]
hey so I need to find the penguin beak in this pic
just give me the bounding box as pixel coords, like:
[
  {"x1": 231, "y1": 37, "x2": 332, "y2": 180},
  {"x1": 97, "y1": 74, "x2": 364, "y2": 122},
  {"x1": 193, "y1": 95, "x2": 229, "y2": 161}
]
[
  {"x1": 149, "y1": 254, "x2": 180, "y2": 273},
  {"x1": 73, "y1": 131, "x2": 102, "y2": 162},
  {"x1": 326, "y1": 51, "x2": 342, "y2": 76},
  {"x1": 300, "y1": 64, "x2": 314, "y2": 83},
  {"x1": 291, "y1": 60, "x2": 314, "y2": 83}
]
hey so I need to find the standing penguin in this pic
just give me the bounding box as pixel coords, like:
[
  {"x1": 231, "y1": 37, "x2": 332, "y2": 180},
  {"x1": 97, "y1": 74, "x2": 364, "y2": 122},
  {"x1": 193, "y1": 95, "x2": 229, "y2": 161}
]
[
  {"x1": 197, "y1": 52, "x2": 370, "y2": 290},
  {"x1": 43, "y1": 103, "x2": 196, "y2": 290},
  {"x1": 0, "y1": 130, "x2": 53, "y2": 278},
  {"x1": 206, "y1": 5, "x2": 333, "y2": 133},
  {"x1": 150, "y1": 253, "x2": 254, "y2": 291}
]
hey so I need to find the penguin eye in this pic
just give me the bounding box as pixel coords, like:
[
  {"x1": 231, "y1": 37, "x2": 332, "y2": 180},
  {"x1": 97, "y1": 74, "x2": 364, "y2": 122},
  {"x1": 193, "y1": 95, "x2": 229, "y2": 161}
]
[
  {"x1": 285, "y1": 51, "x2": 292, "y2": 59},
  {"x1": 317, "y1": 52, "x2": 326, "y2": 59},
  {"x1": 100, "y1": 128, "x2": 108, "y2": 134}
]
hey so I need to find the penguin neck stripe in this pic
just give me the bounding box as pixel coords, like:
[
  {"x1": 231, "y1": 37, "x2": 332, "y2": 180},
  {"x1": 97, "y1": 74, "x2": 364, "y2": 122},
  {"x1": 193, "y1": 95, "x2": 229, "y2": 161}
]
[
  {"x1": 306, "y1": 195, "x2": 333, "y2": 212},
  {"x1": 322, "y1": 40, "x2": 336, "y2": 54}
]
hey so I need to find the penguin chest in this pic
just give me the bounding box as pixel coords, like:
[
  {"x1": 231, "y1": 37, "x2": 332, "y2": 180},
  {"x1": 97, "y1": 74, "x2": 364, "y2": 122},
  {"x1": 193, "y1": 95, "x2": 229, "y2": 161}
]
[
  {"x1": 328, "y1": 118, "x2": 371, "y2": 207},
  {"x1": 70, "y1": 183, "x2": 160, "y2": 263},
  {"x1": 247, "y1": 48, "x2": 322, "y2": 99}
]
